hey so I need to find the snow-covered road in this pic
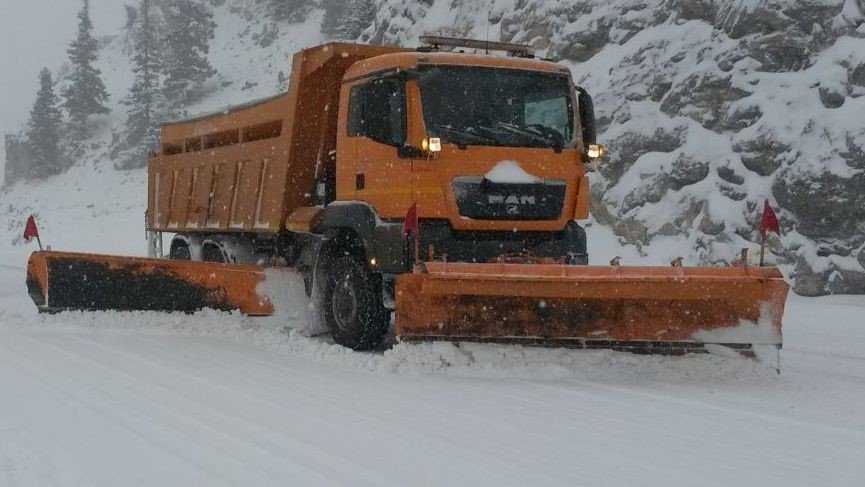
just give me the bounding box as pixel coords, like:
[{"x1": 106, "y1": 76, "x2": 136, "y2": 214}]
[{"x1": 1, "y1": 262, "x2": 864, "y2": 486}]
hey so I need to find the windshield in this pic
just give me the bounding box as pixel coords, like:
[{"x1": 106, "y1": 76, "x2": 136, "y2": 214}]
[{"x1": 417, "y1": 65, "x2": 575, "y2": 149}]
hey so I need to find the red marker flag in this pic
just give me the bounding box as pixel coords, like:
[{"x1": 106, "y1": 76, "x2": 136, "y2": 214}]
[
  {"x1": 402, "y1": 202, "x2": 418, "y2": 237},
  {"x1": 760, "y1": 200, "x2": 780, "y2": 238},
  {"x1": 23, "y1": 215, "x2": 39, "y2": 242},
  {"x1": 23, "y1": 215, "x2": 43, "y2": 250},
  {"x1": 758, "y1": 200, "x2": 780, "y2": 266}
]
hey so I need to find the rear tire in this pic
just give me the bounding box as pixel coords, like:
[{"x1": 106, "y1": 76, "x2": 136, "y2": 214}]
[
  {"x1": 169, "y1": 242, "x2": 191, "y2": 260},
  {"x1": 202, "y1": 244, "x2": 227, "y2": 263},
  {"x1": 323, "y1": 256, "x2": 388, "y2": 350}
]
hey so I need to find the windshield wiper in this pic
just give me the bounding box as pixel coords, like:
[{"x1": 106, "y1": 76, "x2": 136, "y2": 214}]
[
  {"x1": 428, "y1": 124, "x2": 497, "y2": 149},
  {"x1": 494, "y1": 122, "x2": 563, "y2": 152}
]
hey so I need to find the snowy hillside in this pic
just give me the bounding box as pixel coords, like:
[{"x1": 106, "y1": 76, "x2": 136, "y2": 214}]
[{"x1": 2, "y1": 0, "x2": 865, "y2": 295}]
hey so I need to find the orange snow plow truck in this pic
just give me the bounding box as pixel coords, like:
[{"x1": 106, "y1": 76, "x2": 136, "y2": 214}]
[{"x1": 27, "y1": 38, "x2": 789, "y2": 354}]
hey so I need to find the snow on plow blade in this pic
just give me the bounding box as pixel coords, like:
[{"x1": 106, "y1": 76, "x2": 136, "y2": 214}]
[
  {"x1": 394, "y1": 262, "x2": 789, "y2": 354},
  {"x1": 26, "y1": 251, "x2": 273, "y2": 315}
]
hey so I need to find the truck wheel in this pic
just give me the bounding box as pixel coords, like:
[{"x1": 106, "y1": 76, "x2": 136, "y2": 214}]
[
  {"x1": 323, "y1": 256, "x2": 388, "y2": 350},
  {"x1": 201, "y1": 243, "x2": 227, "y2": 263},
  {"x1": 169, "y1": 242, "x2": 191, "y2": 260}
]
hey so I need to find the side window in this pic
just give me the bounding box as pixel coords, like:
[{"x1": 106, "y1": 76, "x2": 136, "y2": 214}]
[
  {"x1": 347, "y1": 85, "x2": 365, "y2": 136},
  {"x1": 346, "y1": 78, "x2": 406, "y2": 146}
]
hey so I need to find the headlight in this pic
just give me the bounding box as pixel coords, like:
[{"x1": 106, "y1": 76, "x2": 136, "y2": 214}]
[
  {"x1": 586, "y1": 143, "x2": 605, "y2": 159},
  {"x1": 425, "y1": 137, "x2": 442, "y2": 153}
]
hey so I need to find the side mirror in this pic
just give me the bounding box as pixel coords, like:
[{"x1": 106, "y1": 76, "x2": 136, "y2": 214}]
[
  {"x1": 577, "y1": 87, "x2": 605, "y2": 162},
  {"x1": 397, "y1": 144, "x2": 425, "y2": 158},
  {"x1": 576, "y1": 87, "x2": 596, "y2": 146},
  {"x1": 397, "y1": 137, "x2": 442, "y2": 159}
]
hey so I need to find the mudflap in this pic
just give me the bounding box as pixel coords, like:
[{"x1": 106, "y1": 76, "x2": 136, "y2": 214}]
[
  {"x1": 26, "y1": 251, "x2": 274, "y2": 315},
  {"x1": 394, "y1": 262, "x2": 789, "y2": 354}
]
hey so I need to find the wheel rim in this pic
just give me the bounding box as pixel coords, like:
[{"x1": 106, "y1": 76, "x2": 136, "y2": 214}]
[{"x1": 332, "y1": 276, "x2": 358, "y2": 332}]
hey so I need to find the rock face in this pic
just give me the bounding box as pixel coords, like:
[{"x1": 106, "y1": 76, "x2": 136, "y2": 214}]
[{"x1": 367, "y1": 0, "x2": 865, "y2": 295}]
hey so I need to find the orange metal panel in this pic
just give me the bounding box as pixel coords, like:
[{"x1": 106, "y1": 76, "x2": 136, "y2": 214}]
[
  {"x1": 168, "y1": 167, "x2": 193, "y2": 229},
  {"x1": 231, "y1": 160, "x2": 263, "y2": 228},
  {"x1": 189, "y1": 165, "x2": 212, "y2": 229},
  {"x1": 394, "y1": 263, "x2": 789, "y2": 347},
  {"x1": 161, "y1": 93, "x2": 291, "y2": 143},
  {"x1": 284, "y1": 207, "x2": 324, "y2": 233},
  {"x1": 209, "y1": 162, "x2": 237, "y2": 230},
  {"x1": 574, "y1": 175, "x2": 589, "y2": 220},
  {"x1": 26, "y1": 251, "x2": 273, "y2": 315},
  {"x1": 335, "y1": 82, "x2": 357, "y2": 201},
  {"x1": 156, "y1": 168, "x2": 174, "y2": 228}
]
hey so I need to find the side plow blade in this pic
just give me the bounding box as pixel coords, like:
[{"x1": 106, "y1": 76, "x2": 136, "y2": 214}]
[
  {"x1": 27, "y1": 251, "x2": 273, "y2": 315},
  {"x1": 394, "y1": 263, "x2": 789, "y2": 354}
]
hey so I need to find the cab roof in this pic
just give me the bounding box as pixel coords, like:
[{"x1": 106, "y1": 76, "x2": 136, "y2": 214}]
[{"x1": 343, "y1": 51, "x2": 570, "y2": 82}]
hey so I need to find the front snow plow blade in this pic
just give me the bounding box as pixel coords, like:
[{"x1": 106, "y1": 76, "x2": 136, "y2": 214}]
[
  {"x1": 26, "y1": 251, "x2": 273, "y2": 315},
  {"x1": 395, "y1": 263, "x2": 789, "y2": 354}
]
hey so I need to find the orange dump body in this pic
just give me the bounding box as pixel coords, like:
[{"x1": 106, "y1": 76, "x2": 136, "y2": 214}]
[
  {"x1": 27, "y1": 251, "x2": 273, "y2": 315},
  {"x1": 395, "y1": 262, "x2": 788, "y2": 353},
  {"x1": 147, "y1": 43, "x2": 408, "y2": 234}
]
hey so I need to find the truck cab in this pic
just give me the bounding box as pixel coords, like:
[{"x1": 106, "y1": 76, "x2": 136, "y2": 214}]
[{"x1": 326, "y1": 47, "x2": 601, "y2": 271}]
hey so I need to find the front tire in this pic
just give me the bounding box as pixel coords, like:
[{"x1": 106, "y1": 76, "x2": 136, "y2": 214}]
[{"x1": 323, "y1": 256, "x2": 388, "y2": 350}]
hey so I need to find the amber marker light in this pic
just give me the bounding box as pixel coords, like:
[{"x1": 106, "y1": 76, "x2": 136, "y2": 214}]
[
  {"x1": 587, "y1": 144, "x2": 606, "y2": 159},
  {"x1": 425, "y1": 137, "x2": 442, "y2": 153}
]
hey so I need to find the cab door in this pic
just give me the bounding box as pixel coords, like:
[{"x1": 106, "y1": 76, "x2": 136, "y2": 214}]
[
  {"x1": 405, "y1": 80, "x2": 447, "y2": 219},
  {"x1": 347, "y1": 77, "x2": 413, "y2": 219}
]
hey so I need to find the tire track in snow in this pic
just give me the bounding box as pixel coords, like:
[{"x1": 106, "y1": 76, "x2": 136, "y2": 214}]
[
  {"x1": 78, "y1": 334, "x2": 786, "y2": 487},
  {"x1": 0, "y1": 343, "x2": 237, "y2": 487},
  {"x1": 519, "y1": 380, "x2": 864, "y2": 486},
  {"x1": 67, "y1": 333, "x2": 578, "y2": 487},
  {"x1": 72, "y1": 328, "x2": 865, "y2": 485},
  {"x1": 465, "y1": 376, "x2": 816, "y2": 485},
  {"x1": 60, "y1": 333, "x2": 449, "y2": 487},
  {"x1": 147, "y1": 336, "x2": 647, "y2": 485},
  {"x1": 2, "y1": 333, "x2": 342, "y2": 487}
]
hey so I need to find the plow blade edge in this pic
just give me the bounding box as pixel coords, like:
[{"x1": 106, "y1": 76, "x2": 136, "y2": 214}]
[
  {"x1": 394, "y1": 263, "x2": 789, "y2": 353},
  {"x1": 26, "y1": 251, "x2": 273, "y2": 315}
]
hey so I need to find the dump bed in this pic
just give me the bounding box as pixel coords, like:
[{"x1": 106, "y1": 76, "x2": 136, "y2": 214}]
[{"x1": 147, "y1": 42, "x2": 408, "y2": 233}]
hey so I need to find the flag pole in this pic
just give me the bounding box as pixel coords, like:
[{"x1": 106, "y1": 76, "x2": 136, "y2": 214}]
[{"x1": 759, "y1": 230, "x2": 766, "y2": 267}]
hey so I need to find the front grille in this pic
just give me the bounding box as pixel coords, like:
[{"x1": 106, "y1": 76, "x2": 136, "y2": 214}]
[{"x1": 452, "y1": 176, "x2": 565, "y2": 220}]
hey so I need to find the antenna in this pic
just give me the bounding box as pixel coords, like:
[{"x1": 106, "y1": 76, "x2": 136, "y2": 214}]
[{"x1": 485, "y1": 0, "x2": 492, "y2": 54}]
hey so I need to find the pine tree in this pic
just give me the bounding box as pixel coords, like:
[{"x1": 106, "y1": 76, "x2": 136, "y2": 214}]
[
  {"x1": 120, "y1": 0, "x2": 164, "y2": 169},
  {"x1": 62, "y1": 0, "x2": 110, "y2": 141},
  {"x1": 26, "y1": 69, "x2": 65, "y2": 178},
  {"x1": 338, "y1": 0, "x2": 376, "y2": 41},
  {"x1": 162, "y1": 0, "x2": 216, "y2": 110}
]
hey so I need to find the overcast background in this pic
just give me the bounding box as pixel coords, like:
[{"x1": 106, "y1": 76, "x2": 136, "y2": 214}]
[{"x1": 0, "y1": 1, "x2": 125, "y2": 163}]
